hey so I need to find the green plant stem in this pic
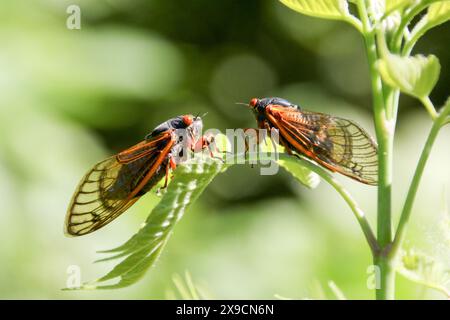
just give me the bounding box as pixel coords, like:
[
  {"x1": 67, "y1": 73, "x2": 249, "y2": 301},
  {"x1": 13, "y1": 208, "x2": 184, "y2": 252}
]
[
  {"x1": 280, "y1": 154, "x2": 379, "y2": 254},
  {"x1": 391, "y1": 2, "x2": 431, "y2": 52},
  {"x1": 357, "y1": 0, "x2": 395, "y2": 300},
  {"x1": 390, "y1": 0, "x2": 442, "y2": 55},
  {"x1": 402, "y1": 25, "x2": 426, "y2": 55},
  {"x1": 421, "y1": 96, "x2": 438, "y2": 120},
  {"x1": 247, "y1": 150, "x2": 379, "y2": 253},
  {"x1": 345, "y1": 15, "x2": 364, "y2": 34},
  {"x1": 375, "y1": 86, "x2": 396, "y2": 301},
  {"x1": 391, "y1": 99, "x2": 450, "y2": 257}
]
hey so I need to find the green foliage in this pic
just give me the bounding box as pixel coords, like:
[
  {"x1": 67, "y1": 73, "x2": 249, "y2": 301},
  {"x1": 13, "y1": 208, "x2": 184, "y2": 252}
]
[
  {"x1": 378, "y1": 53, "x2": 440, "y2": 99},
  {"x1": 256, "y1": 135, "x2": 321, "y2": 189},
  {"x1": 421, "y1": 1, "x2": 450, "y2": 31},
  {"x1": 280, "y1": 0, "x2": 449, "y2": 300},
  {"x1": 78, "y1": 159, "x2": 227, "y2": 289},
  {"x1": 393, "y1": 1, "x2": 450, "y2": 55},
  {"x1": 278, "y1": 157, "x2": 320, "y2": 189},
  {"x1": 279, "y1": 0, "x2": 350, "y2": 19},
  {"x1": 279, "y1": 0, "x2": 362, "y2": 30},
  {"x1": 404, "y1": 2, "x2": 450, "y2": 53},
  {"x1": 1, "y1": 0, "x2": 449, "y2": 300},
  {"x1": 166, "y1": 272, "x2": 211, "y2": 300},
  {"x1": 75, "y1": 0, "x2": 448, "y2": 294},
  {"x1": 75, "y1": 144, "x2": 323, "y2": 289},
  {"x1": 385, "y1": 0, "x2": 414, "y2": 13}
]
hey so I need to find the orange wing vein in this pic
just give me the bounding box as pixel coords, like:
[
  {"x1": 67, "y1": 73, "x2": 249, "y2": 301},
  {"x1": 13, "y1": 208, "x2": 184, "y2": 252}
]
[
  {"x1": 65, "y1": 131, "x2": 175, "y2": 236},
  {"x1": 266, "y1": 106, "x2": 378, "y2": 185}
]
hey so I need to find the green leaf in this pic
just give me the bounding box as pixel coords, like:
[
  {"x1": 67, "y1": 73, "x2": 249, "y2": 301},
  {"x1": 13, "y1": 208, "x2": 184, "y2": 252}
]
[
  {"x1": 69, "y1": 134, "x2": 323, "y2": 290},
  {"x1": 385, "y1": 0, "x2": 414, "y2": 13},
  {"x1": 279, "y1": 0, "x2": 361, "y2": 30},
  {"x1": 378, "y1": 53, "x2": 441, "y2": 99},
  {"x1": 426, "y1": 1, "x2": 450, "y2": 28},
  {"x1": 256, "y1": 135, "x2": 320, "y2": 189},
  {"x1": 278, "y1": 156, "x2": 320, "y2": 189},
  {"x1": 167, "y1": 272, "x2": 211, "y2": 300},
  {"x1": 407, "y1": 1, "x2": 450, "y2": 49},
  {"x1": 74, "y1": 158, "x2": 228, "y2": 289}
]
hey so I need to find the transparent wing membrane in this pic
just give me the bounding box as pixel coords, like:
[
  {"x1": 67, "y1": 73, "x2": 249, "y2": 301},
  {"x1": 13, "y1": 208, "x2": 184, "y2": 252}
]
[
  {"x1": 267, "y1": 107, "x2": 378, "y2": 185},
  {"x1": 65, "y1": 133, "x2": 174, "y2": 236}
]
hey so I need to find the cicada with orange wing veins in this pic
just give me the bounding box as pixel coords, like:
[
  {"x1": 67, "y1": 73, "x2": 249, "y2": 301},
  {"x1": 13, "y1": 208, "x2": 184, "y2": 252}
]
[
  {"x1": 65, "y1": 114, "x2": 212, "y2": 236},
  {"x1": 247, "y1": 97, "x2": 378, "y2": 185}
]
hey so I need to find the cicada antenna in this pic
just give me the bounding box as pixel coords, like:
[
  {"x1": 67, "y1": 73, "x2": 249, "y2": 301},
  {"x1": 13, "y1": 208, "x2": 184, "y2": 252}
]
[{"x1": 194, "y1": 112, "x2": 208, "y2": 121}]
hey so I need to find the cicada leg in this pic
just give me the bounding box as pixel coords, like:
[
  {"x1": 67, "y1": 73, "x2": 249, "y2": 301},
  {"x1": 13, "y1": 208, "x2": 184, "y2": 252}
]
[
  {"x1": 193, "y1": 134, "x2": 225, "y2": 163},
  {"x1": 156, "y1": 155, "x2": 177, "y2": 196},
  {"x1": 263, "y1": 122, "x2": 280, "y2": 154},
  {"x1": 242, "y1": 128, "x2": 262, "y2": 169}
]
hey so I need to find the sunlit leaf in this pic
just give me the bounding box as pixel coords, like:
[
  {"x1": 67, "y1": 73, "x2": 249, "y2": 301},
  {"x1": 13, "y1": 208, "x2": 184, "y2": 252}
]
[
  {"x1": 278, "y1": 157, "x2": 321, "y2": 189},
  {"x1": 378, "y1": 53, "x2": 440, "y2": 99},
  {"x1": 385, "y1": 0, "x2": 414, "y2": 13},
  {"x1": 408, "y1": 1, "x2": 450, "y2": 48},
  {"x1": 279, "y1": 0, "x2": 351, "y2": 20},
  {"x1": 257, "y1": 134, "x2": 320, "y2": 189},
  {"x1": 426, "y1": 1, "x2": 450, "y2": 28}
]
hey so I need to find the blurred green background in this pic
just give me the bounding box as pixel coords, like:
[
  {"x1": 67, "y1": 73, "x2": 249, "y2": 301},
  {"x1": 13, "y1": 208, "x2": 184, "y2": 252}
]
[{"x1": 0, "y1": 0, "x2": 449, "y2": 299}]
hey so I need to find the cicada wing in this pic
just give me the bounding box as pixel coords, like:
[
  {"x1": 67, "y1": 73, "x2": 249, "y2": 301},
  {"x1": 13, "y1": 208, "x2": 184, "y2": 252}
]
[
  {"x1": 267, "y1": 107, "x2": 378, "y2": 185},
  {"x1": 116, "y1": 132, "x2": 173, "y2": 163},
  {"x1": 65, "y1": 132, "x2": 174, "y2": 236},
  {"x1": 65, "y1": 157, "x2": 134, "y2": 236}
]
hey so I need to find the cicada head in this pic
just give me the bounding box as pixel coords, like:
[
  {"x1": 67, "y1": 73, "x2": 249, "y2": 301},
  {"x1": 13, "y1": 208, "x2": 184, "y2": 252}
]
[{"x1": 187, "y1": 114, "x2": 204, "y2": 143}]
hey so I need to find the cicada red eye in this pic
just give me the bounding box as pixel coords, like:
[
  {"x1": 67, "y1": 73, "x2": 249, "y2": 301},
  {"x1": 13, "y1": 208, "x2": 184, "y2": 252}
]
[
  {"x1": 249, "y1": 98, "x2": 258, "y2": 108},
  {"x1": 182, "y1": 115, "x2": 194, "y2": 126}
]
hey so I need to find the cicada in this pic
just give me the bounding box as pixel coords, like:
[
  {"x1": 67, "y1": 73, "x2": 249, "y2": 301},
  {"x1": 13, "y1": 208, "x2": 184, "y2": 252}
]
[
  {"x1": 247, "y1": 97, "x2": 378, "y2": 185},
  {"x1": 65, "y1": 115, "x2": 209, "y2": 236}
]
